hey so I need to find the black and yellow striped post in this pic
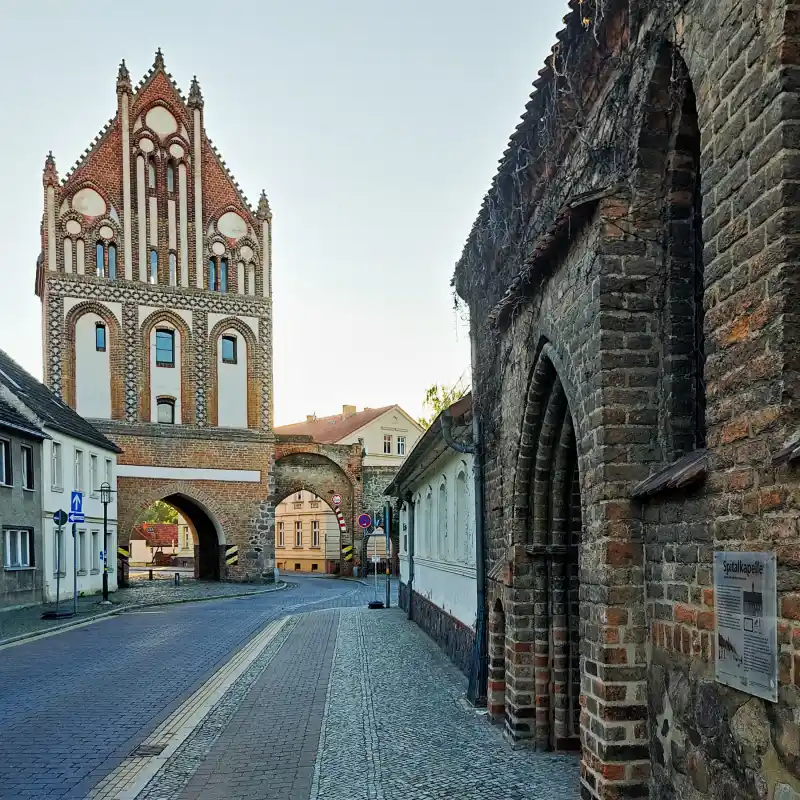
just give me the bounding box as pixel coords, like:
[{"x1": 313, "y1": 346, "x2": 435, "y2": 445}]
[
  {"x1": 342, "y1": 544, "x2": 354, "y2": 562},
  {"x1": 225, "y1": 544, "x2": 239, "y2": 567},
  {"x1": 117, "y1": 545, "x2": 130, "y2": 588}
]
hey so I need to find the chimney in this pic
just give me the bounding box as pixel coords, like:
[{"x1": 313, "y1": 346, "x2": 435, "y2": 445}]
[
  {"x1": 306, "y1": 414, "x2": 316, "y2": 423},
  {"x1": 342, "y1": 405, "x2": 357, "y2": 418}
]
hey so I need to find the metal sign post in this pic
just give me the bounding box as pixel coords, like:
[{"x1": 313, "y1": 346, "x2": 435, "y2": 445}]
[
  {"x1": 384, "y1": 502, "x2": 391, "y2": 609},
  {"x1": 43, "y1": 509, "x2": 72, "y2": 620},
  {"x1": 55, "y1": 522, "x2": 63, "y2": 614},
  {"x1": 72, "y1": 522, "x2": 78, "y2": 616}
]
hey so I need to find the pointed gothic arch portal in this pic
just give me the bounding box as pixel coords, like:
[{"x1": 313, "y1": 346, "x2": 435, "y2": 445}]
[{"x1": 130, "y1": 493, "x2": 222, "y2": 581}]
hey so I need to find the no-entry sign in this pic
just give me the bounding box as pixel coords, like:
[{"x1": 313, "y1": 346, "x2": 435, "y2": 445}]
[{"x1": 358, "y1": 514, "x2": 372, "y2": 529}]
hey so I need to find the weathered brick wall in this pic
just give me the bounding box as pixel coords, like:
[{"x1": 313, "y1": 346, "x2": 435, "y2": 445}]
[
  {"x1": 363, "y1": 465, "x2": 401, "y2": 571},
  {"x1": 454, "y1": 1, "x2": 800, "y2": 798}
]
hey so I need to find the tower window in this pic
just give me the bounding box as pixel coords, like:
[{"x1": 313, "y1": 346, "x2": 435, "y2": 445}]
[
  {"x1": 149, "y1": 249, "x2": 158, "y2": 284},
  {"x1": 169, "y1": 252, "x2": 177, "y2": 286},
  {"x1": 208, "y1": 258, "x2": 216, "y2": 292},
  {"x1": 155, "y1": 329, "x2": 175, "y2": 367},
  {"x1": 156, "y1": 398, "x2": 175, "y2": 424},
  {"x1": 108, "y1": 244, "x2": 117, "y2": 280},
  {"x1": 95, "y1": 242, "x2": 104, "y2": 276},
  {"x1": 166, "y1": 162, "x2": 175, "y2": 193},
  {"x1": 221, "y1": 335, "x2": 237, "y2": 364},
  {"x1": 148, "y1": 160, "x2": 156, "y2": 189},
  {"x1": 219, "y1": 259, "x2": 227, "y2": 293},
  {"x1": 95, "y1": 323, "x2": 106, "y2": 352},
  {"x1": 208, "y1": 257, "x2": 228, "y2": 292}
]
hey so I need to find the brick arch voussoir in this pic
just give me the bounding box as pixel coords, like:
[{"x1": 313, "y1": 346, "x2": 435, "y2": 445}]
[
  {"x1": 63, "y1": 301, "x2": 124, "y2": 419},
  {"x1": 512, "y1": 340, "x2": 585, "y2": 547},
  {"x1": 140, "y1": 309, "x2": 194, "y2": 424},
  {"x1": 208, "y1": 316, "x2": 260, "y2": 429},
  {"x1": 118, "y1": 480, "x2": 227, "y2": 547}
]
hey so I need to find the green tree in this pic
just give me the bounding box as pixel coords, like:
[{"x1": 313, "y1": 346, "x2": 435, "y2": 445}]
[
  {"x1": 418, "y1": 378, "x2": 469, "y2": 429},
  {"x1": 137, "y1": 500, "x2": 178, "y2": 524}
]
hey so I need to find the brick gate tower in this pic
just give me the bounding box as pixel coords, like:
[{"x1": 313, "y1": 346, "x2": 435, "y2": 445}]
[{"x1": 36, "y1": 51, "x2": 277, "y2": 581}]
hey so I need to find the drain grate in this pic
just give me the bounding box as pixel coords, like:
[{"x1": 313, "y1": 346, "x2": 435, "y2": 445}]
[{"x1": 131, "y1": 743, "x2": 166, "y2": 757}]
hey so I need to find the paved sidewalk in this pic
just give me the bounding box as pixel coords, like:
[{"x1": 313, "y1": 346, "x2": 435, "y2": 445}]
[{"x1": 133, "y1": 606, "x2": 579, "y2": 800}]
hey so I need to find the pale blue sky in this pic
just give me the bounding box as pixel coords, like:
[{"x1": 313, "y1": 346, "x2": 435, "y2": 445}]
[{"x1": 0, "y1": 1, "x2": 566, "y2": 425}]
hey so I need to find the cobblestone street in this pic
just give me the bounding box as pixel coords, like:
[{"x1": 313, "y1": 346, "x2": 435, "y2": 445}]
[{"x1": 0, "y1": 578, "x2": 577, "y2": 799}]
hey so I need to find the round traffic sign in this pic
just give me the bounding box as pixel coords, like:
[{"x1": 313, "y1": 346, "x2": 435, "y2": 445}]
[
  {"x1": 332, "y1": 494, "x2": 342, "y2": 507},
  {"x1": 358, "y1": 513, "x2": 372, "y2": 529},
  {"x1": 53, "y1": 509, "x2": 68, "y2": 526}
]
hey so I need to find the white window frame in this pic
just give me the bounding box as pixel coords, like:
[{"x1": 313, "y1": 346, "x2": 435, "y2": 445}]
[
  {"x1": 312, "y1": 520, "x2": 320, "y2": 548},
  {"x1": 0, "y1": 438, "x2": 11, "y2": 486},
  {"x1": 383, "y1": 434, "x2": 392, "y2": 455},
  {"x1": 107, "y1": 530, "x2": 115, "y2": 573},
  {"x1": 52, "y1": 442, "x2": 63, "y2": 490},
  {"x1": 91, "y1": 530, "x2": 100, "y2": 574},
  {"x1": 21, "y1": 444, "x2": 34, "y2": 490},
  {"x1": 90, "y1": 454, "x2": 99, "y2": 497},
  {"x1": 74, "y1": 448, "x2": 84, "y2": 493},
  {"x1": 77, "y1": 529, "x2": 87, "y2": 574},
  {"x1": 54, "y1": 527, "x2": 66, "y2": 577},
  {"x1": 104, "y1": 458, "x2": 113, "y2": 486},
  {"x1": 397, "y1": 436, "x2": 406, "y2": 456},
  {"x1": 4, "y1": 528, "x2": 32, "y2": 569},
  {"x1": 277, "y1": 521, "x2": 284, "y2": 547},
  {"x1": 295, "y1": 520, "x2": 302, "y2": 548}
]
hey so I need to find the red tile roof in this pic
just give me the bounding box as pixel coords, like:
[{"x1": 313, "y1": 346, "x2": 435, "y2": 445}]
[
  {"x1": 274, "y1": 405, "x2": 396, "y2": 444},
  {"x1": 131, "y1": 523, "x2": 178, "y2": 548}
]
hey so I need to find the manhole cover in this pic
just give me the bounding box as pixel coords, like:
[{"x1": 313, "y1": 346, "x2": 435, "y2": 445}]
[{"x1": 131, "y1": 743, "x2": 166, "y2": 757}]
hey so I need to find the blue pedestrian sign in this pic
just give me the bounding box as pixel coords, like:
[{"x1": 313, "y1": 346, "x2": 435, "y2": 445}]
[{"x1": 69, "y1": 491, "x2": 85, "y2": 523}]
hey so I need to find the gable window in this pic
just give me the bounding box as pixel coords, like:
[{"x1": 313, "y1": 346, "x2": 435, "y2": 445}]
[
  {"x1": 4, "y1": 529, "x2": 32, "y2": 569},
  {"x1": 208, "y1": 258, "x2": 216, "y2": 292},
  {"x1": 169, "y1": 253, "x2": 177, "y2": 286},
  {"x1": 221, "y1": 335, "x2": 237, "y2": 364},
  {"x1": 149, "y1": 249, "x2": 158, "y2": 284},
  {"x1": 277, "y1": 521, "x2": 285, "y2": 547},
  {"x1": 96, "y1": 242, "x2": 104, "y2": 276},
  {"x1": 383, "y1": 434, "x2": 392, "y2": 455},
  {"x1": 52, "y1": 442, "x2": 62, "y2": 490},
  {"x1": 295, "y1": 520, "x2": 302, "y2": 548},
  {"x1": 108, "y1": 244, "x2": 117, "y2": 280},
  {"x1": 166, "y1": 162, "x2": 175, "y2": 193},
  {"x1": 219, "y1": 259, "x2": 228, "y2": 293},
  {"x1": 207, "y1": 257, "x2": 228, "y2": 292},
  {"x1": 21, "y1": 445, "x2": 34, "y2": 490},
  {"x1": 155, "y1": 329, "x2": 175, "y2": 367},
  {"x1": 157, "y1": 398, "x2": 175, "y2": 425},
  {"x1": 95, "y1": 323, "x2": 106, "y2": 352},
  {"x1": 0, "y1": 439, "x2": 10, "y2": 485},
  {"x1": 397, "y1": 436, "x2": 406, "y2": 456},
  {"x1": 74, "y1": 448, "x2": 83, "y2": 492}
]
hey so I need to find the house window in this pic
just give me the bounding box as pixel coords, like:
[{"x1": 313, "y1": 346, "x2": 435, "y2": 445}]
[
  {"x1": 148, "y1": 160, "x2": 156, "y2": 189},
  {"x1": 95, "y1": 323, "x2": 106, "y2": 352},
  {"x1": 277, "y1": 521, "x2": 284, "y2": 547},
  {"x1": 52, "y1": 442, "x2": 62, "y2": 489},
  {"x1": 167, "y1": 162, "x2": 175, "y2": 193},
  {"x1": 54, "y1": 527, "x2": 66, "y2": 576},
  {"x1": 312, "y1": 520, "x2": 320, "y2": 548},
  {"x1": 397, "y1": 436, "x2": 406, "y2": 456},
  {"x1": 157, "y1": 398, "x2": 175, "y2": 424},
  {"x1": 169, "y1": 253, "x2": 177, "y2": 286},
  {"x1": 383, "y1": 434, "x2": 392, "y2": 455},
  {"x1": 0, "y1": 438, "x2": 10, "y2": 485},
  {"x1": 96, "y1": 242, "x2": 104, "y2": 276},
  {"x1": 295, "y1": 521, "x2": 302, "y2": 547},
  {"x1": 91, "y1": 530, "x2": 100, "y2": 574},
  {"x1": 74, "y1": 448, "x2": 83, "y2": 492},
  {"x1": 21, "y1": 445, "x2": 34, "y2": 490},
  {"x1": 4, "y1": 529, "x2": 32, "y2": 569},
  {"x1": 311, "y1": 563, "x2": 318, "y2": 571},
  {"x1": 104, "y1": 458, "x2": 112, "y2": 486},
  {"x1": 294, "y1": 563, "x2": 301, "y2": 571},
  {"x1": 90, "y1": 455, "x2": 98, "y2": 496},
  {"x1": 149, "y1": 249, "x2": 158, "y2": 284},
  {"x1": 155, "y1": 329, "x2": 175, "y2": 367},
  {"x1": 108, "y1": 244, "x2": 117, "y2": 280},
  {"x1": 296, "y1": 493, "x2": 302, "y2": 501},
  {"x1": 221, "y1": 335, "x2": 237, "y2": 364},
  {"x1": 77, "y1": 530, "x2": 87, "y2": 574}
]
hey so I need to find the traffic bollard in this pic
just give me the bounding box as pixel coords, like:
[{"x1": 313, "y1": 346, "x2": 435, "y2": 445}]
[
  {"x1": 174, "y1": 572, "x2": 180, "y2": 587},
  {"x1": 149, "y1": 569, "x2": 153, "y2": 580}
]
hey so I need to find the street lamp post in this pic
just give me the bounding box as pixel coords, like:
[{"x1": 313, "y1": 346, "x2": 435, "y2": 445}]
[{"x1": 100, "y1": 482, "x2": 112, "y2": 604}]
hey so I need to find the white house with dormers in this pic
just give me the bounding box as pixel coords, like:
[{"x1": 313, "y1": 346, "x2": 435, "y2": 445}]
[
  {"x1": 385, "y1": 394, "x2": 476, "y2": 675},
  {"x1": 0, "y1": 350, "x2": 120, "y2": 602}
]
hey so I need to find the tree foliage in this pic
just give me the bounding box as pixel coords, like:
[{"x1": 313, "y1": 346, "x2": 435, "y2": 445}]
[
  {"x1": 418, "y1": 379, "x2": 469, "y2": 429},
  {"x1": 138, "y1": 500, "x2": 178, "y2": 525}
]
